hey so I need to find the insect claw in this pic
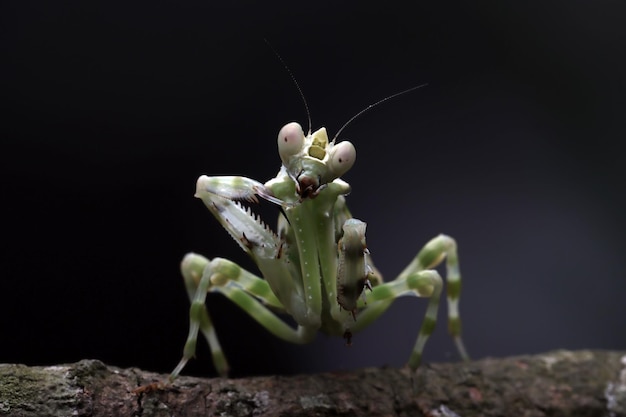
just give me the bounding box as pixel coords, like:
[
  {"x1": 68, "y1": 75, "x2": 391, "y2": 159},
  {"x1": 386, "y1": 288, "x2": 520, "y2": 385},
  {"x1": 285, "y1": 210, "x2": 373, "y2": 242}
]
[
  {"x1": 343, "y1": 329, "x2": 353, "y2": 346},
  {"x1": 358, "y1": 278, "x2": 374, "y2": 305},
  {"x1": 241, "y1": 232, "x2": 253, "y2": 249},
  {"x1": 275, "y1": 240, "x2": 285, "y2": 259}
]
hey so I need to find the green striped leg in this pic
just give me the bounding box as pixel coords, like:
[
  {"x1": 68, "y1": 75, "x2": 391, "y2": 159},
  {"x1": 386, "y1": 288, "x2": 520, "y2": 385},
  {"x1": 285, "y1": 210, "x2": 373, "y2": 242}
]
[
  {"x1": 354, "y1": 234, "x2": 469, "y2": 372},
  {"x1": 170, "y1": 253, "x2": 317, "y2": 381}
]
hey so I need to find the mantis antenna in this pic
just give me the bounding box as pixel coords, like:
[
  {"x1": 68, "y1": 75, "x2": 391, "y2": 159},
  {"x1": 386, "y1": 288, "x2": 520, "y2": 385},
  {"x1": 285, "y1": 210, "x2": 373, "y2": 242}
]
[
  {"x1": 264, "y1": 40, "x2": 427, "y2": 143},
  {"x1": 264, "y1": 39, "x2": 312, "y2": 135},
  {"x1": 332, "y1": 83, "x2": 428, "y2": 143}
]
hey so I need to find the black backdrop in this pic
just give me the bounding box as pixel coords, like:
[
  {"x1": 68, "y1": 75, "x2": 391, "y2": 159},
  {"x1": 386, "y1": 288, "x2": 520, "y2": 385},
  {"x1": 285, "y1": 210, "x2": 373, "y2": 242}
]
[{"x1": 2, "y1": 1, "x2": 625, "y2": 378}]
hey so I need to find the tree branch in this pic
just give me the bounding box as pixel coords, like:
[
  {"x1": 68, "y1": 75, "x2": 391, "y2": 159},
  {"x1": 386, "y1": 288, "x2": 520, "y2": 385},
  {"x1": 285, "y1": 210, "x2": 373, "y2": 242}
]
[{"x1": 1, "y1": 350, "x2": 625, "y2": 416}]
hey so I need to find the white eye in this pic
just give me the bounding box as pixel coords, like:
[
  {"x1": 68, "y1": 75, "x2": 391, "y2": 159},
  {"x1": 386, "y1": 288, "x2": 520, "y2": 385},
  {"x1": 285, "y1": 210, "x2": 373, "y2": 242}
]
[
  {"x1": 277, "y1": 122, "x2": 305, "y2": 165},
  {"x1": 328, "y1": 141, "x2": 356, "y2": 178}
]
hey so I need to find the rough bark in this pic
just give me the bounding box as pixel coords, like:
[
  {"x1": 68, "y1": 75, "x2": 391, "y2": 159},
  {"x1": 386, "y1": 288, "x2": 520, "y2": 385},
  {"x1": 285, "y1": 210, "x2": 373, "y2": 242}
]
[{"x1": 1, "y1": 350, "x2": 625, "y2": 417}]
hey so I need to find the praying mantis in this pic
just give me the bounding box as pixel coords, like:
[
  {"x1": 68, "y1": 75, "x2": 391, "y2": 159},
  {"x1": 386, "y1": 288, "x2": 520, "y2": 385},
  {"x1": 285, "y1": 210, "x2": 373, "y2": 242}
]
[{"x1": 170, "y1": 81, "x2": 470, "y2": 383}]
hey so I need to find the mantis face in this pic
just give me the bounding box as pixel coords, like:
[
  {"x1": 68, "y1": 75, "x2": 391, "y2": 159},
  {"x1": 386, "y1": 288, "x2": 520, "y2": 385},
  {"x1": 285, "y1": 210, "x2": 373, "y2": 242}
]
[{"x1": 277, "y1": 122, "x2": 356, "y2": 199}]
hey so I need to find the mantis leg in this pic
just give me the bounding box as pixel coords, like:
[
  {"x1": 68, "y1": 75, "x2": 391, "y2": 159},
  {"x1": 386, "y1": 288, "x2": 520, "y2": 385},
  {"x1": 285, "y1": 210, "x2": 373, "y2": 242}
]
[
  {"x1": 171, "y1": 253, "x2": 317, "y2": 381},
  {"x1": 353, "y1": 234, "x2": 469, "y2": 372}
]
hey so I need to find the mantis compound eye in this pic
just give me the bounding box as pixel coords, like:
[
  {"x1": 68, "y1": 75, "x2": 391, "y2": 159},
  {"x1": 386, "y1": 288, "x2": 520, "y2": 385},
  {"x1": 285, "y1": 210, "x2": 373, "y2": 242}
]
[
  {"x1": 277, "y1": 122, "x2": 305, "y2": 165},
  {"x1": 328, "y1": 140, "x2": 356, "y2": 178}
]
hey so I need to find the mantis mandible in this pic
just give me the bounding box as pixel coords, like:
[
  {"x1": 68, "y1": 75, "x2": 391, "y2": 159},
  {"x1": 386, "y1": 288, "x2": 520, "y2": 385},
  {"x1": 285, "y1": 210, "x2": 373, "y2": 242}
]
[{"x1": 170, "y1": 80, "x2": 470, "y2": 383}]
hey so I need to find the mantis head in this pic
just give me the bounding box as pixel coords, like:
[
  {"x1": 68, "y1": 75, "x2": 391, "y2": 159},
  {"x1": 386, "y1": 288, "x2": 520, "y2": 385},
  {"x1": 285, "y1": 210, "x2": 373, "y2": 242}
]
[{"x1": 277, "y1": 122, "x2": 356, "y2": 199}]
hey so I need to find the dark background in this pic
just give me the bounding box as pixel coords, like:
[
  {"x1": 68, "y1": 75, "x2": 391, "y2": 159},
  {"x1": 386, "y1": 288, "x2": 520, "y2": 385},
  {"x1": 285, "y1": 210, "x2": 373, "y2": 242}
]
[{"x1": 2, "y1": 1, "x2": 625, "y2": 378}]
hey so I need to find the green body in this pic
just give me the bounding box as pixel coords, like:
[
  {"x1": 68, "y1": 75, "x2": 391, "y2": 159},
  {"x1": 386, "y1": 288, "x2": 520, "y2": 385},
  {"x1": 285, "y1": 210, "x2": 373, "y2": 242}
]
[{"x1": 170, "y1": 123, "x2": 469, "y2": 381}]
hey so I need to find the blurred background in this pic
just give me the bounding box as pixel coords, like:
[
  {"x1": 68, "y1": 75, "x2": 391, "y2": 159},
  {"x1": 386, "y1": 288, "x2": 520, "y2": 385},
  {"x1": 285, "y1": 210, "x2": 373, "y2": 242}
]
[{"x1": 2, "y1": 1, "x2": 625, "y2": 378}]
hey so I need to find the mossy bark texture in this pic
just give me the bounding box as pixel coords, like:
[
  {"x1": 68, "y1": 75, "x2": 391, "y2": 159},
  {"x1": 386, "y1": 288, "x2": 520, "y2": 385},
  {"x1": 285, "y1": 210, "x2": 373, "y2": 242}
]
[{"x1": 1, "y1": 350, "x2": 625, "y2": 417}]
